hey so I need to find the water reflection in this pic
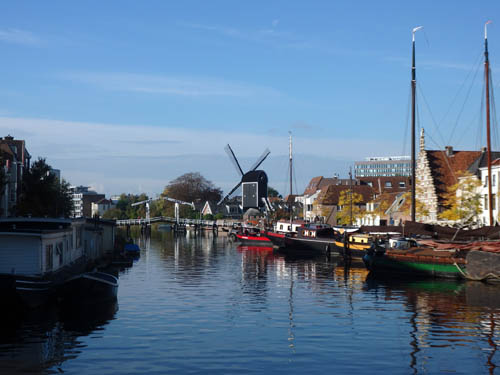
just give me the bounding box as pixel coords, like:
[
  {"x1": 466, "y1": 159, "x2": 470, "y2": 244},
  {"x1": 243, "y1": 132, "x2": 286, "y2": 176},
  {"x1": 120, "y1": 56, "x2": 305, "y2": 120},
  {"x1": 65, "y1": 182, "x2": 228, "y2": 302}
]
[
  {"x1": 365, "y1": 276, "x2": 500, "y2": 374},
  {"x1": 0, "y1": 299, "x2": 118, "y2": 374},
  {"x1": 3, "y1": 231, "x2": 500, "y2": 374}
]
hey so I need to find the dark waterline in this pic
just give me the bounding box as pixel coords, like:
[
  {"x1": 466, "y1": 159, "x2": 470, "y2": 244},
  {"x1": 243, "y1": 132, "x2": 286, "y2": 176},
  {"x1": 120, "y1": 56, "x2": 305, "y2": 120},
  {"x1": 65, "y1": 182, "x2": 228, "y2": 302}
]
[{"x1": 1, "y1": 230, "x2": 500, "y2": 374}]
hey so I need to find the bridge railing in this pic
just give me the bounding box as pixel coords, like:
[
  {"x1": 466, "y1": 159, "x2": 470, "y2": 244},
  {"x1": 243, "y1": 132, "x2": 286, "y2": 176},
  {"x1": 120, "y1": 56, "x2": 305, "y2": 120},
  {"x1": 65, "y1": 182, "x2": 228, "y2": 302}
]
[{"x1": 116, "y1": 216, "x2": 217, "y2": 227}]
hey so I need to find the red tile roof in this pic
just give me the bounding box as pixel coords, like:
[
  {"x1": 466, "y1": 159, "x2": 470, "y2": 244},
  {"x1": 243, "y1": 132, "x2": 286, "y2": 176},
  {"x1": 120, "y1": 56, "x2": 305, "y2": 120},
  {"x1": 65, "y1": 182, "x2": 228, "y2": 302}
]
[
  {"x1": 425, "y1": 150, "x2": 481, "y2": 205},
  {"x1": 318, "y1": 185, "x2": 374, "y2": 205}
]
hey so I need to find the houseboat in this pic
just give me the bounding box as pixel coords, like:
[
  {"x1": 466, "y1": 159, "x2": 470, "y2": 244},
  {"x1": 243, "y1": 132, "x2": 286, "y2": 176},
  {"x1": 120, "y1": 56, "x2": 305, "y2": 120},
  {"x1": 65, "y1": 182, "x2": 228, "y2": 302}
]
[
  {"x1": 281, "y1": 223, "x2": 339, "y2": 256},
  {"x1": 264, "y1": 219, "x2": 305, "y2": 248},
  {"x1": 0, "y1": 217, "x2": 87, "y2": 308}
]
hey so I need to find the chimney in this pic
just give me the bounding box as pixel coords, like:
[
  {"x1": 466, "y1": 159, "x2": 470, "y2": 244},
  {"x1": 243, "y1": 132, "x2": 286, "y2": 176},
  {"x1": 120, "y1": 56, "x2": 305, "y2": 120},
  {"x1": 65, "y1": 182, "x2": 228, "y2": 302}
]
[{"x1": 445, "y1": 146, "x2": 453, "y2": 157}]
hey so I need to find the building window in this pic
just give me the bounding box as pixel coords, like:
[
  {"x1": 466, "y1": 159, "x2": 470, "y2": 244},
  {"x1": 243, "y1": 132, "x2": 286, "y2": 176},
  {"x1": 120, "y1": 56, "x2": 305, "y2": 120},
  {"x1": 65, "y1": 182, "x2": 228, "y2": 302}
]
[
  {"x1": 485, "y1": 194, "x2": 489, "y2": 210},
  {"x1": 385, "y1": 182, "x2": 392, "y2": 188},
  {"x1": 56, "y1": 242, "x2": 63, "y2": 265},
  {"x1": 399, "y1": 182, "x2": 406, "y2": 188},
  {"x1": 494, "y1": 174, "x2": 497, "y2": 187},
  {"x1": 45, "y1": 244, "x2": 53, "y2": 271}
]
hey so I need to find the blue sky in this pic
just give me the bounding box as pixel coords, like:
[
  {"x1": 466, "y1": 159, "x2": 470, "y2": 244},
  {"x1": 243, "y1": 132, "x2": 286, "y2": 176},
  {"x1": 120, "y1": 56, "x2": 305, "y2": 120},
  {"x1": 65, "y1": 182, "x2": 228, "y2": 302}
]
[{"x1": 0, "y1": 1, "x2": 499, "y2": 197}]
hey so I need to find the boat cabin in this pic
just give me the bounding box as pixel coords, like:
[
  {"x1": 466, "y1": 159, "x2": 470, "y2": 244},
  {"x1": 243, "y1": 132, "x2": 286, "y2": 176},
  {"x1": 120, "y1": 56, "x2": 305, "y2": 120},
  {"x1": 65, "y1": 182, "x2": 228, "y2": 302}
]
[
  {"x1": 275, "y1": 220, "x2": 305, "y2": 234},
  {"x1": 349, "y1": 234, "x2": 373, "y2": 244},
  {"x1": 389, "y1": 237, "x2": 419, "y2": 250},
  {"x1": 297, "y1": 224, "x2": 336, "y2": 239},
  {"x1": 0, "y1": 218, "x2": 86, "y2": 276}
]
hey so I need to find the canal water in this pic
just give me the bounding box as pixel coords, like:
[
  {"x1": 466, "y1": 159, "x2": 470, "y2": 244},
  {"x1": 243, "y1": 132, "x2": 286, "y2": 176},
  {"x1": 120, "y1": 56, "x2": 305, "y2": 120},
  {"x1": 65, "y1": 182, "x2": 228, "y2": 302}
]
[{"x1": 1, "y1": 229, "x2": 500, "y2": 374}]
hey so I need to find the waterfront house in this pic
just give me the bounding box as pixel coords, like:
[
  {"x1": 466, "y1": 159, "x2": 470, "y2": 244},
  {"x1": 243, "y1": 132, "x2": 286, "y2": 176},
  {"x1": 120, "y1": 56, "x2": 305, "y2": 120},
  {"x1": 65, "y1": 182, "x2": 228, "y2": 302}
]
[
  {"x1": 416, "y1": 129, "x2": 483, "y2": 223},
  {"x1": 0, "y1": 135, "x2": 31, "y2": 217},
  {"x1": 316, "y1": 184, "x2": 374, "y2": 225},
  {"x1": 91, "y1": 198, "x2": 115, "y2": 218},
  {"x1": 70, "y1": 186, "x2": 105, "y2": 218},
  {"x1": 477, "y1": 159, "x2": 500, "y2": 225},
  {"x1": 0, "y1": 217, "x2": 86, "y2": 307}
]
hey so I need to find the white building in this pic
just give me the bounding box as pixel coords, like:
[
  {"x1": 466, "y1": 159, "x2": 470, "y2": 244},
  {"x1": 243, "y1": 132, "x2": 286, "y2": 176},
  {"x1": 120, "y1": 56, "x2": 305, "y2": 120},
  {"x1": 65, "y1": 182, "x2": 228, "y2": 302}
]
[
  {"x1": 70, "y1": 186, "x2": 104, "y2": 218},
  {"x1": 91, "y1": 198, "x2": 115, "y2": 218},
  {"x1": 478, "y1": 161, "x2": 500, "y2": 225}
]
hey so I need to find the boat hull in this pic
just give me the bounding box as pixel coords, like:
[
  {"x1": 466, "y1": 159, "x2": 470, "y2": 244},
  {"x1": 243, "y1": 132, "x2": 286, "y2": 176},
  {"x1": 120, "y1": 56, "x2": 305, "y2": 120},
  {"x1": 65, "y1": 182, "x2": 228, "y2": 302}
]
[
  {"x1": 264, "y1": 231, "x2": 285, "y2": 247},
  {"x1": 61, "y1": 272, "x2": 118, "y2": 302},
  {"x1": 332, "y1": 241, "x2": 372, "y2": 259},
  {"x1": 282, "y1": 236, "x2": 334, "y2": 256},
  {"x1": 234, "y1": 233, "x2": 273, "y2": 246},
  {"x1": 363, "y1": 252, "x2": 465, "y2": 279}
]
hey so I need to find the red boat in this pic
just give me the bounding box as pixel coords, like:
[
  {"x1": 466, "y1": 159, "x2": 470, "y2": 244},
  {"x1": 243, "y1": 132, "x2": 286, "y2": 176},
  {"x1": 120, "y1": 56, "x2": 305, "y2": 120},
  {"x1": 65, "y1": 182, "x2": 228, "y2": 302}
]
[
  {"x1": 263, "y1": 230, "x2": 286, "y2": 247},
  {"x1": 234, "y1": 232, "x2": 273, "y2": 246}
]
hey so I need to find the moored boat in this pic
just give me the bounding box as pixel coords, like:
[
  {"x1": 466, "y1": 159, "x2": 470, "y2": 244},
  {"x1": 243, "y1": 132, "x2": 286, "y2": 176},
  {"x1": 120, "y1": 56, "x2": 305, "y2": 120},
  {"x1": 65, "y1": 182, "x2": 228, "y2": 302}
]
[
  {"x1": 124, "y1": 242, "x2": 141, "y2": 257},
  {"x1": 233, "y1": 231, "x2": 273, "y2": 246},
  {"x1": 363, "y1": 239, "x2": 500, "y2": 280},
  {"x1": 0, "y1": 217, "x2": 88, "y2": 308},
  {"x1": 60, "y1": 271, "x2": 119, "y2": 302},
  {"x1": 281, "y1": 223, "x2": 338, "y2": 256}
]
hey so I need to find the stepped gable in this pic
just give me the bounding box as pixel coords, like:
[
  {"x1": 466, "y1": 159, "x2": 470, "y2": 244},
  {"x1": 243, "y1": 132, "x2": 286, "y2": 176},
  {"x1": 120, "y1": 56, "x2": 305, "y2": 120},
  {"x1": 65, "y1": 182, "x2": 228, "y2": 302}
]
[
  {"x1": 425, "y1": 148, "x2": 481, "y2": 205},
  {"x1": 318, "y1": 184, "x2": 374, "y2": 205}
]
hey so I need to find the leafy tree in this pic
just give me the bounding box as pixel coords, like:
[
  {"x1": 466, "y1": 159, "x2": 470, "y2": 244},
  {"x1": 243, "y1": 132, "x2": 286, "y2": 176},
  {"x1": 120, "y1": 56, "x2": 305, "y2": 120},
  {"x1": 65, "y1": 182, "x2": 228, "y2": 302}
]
[
  {"x1": 440, "y1": 171, "x2": 481, "y2": 223},
  {"x1": 163, "y1": 172, "x2": 222, "y2": 203},
  {"x1": 158, "y1": 172, "x2": 222, "y2": 219},
  {"x1": 17, "y1": 158, "x2": 73, "y2": 218},
  {"x1": 102, "y1": 207, "x2": 127, "y2": 220},
  {"x1": 336, "y1": 190, "x2": 363, "y2": 225},
  {"x1": 401, "y1": 185, "x2": 430, "y2": 221},
  {"x1": 267, "y1": 186, "x2": 282, "y2": 198},
  {"x1": 113, "y1": 193, "x2": 150, "y2": 219}
]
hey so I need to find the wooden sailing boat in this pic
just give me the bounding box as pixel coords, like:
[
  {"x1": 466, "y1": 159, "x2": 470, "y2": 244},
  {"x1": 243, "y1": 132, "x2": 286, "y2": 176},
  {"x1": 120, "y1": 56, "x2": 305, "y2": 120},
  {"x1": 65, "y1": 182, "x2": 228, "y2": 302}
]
[
  {"x1": 364, "y1": 23, "x2": 500, "y2": 280},
  {"x1": 265, "y1": 132, "x2": 301, "y2": 248}
]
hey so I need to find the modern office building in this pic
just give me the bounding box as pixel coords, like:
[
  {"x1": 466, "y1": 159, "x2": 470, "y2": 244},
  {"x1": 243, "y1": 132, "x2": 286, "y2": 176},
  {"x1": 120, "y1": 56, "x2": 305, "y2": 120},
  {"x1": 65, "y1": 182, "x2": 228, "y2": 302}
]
[
  {"x1": 354, "y1": 156, "x2": 411, "y2": 177},
  {"x1": 70, "y1": 186, "x2": 105, "y2": 218}
]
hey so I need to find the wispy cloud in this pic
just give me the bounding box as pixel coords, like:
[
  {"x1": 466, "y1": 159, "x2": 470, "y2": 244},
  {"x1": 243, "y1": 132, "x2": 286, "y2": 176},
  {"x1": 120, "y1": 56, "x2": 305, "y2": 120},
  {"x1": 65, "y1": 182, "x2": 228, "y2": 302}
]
[
  {"x1": 0, "y1": 116, "x2": 400, "y2": 196},
  {"x1": 0, "y1": 28, "x2": 42, "y2": 46},
  {"x1": 61, "y1": 71, "x2": 282, "y2": 97},
  {"x1": 181, "y1": 21, "x2": 338, "y2": 53},
  {"x1": 384, "y1": 55, "x2": 482, "y2": 71}
]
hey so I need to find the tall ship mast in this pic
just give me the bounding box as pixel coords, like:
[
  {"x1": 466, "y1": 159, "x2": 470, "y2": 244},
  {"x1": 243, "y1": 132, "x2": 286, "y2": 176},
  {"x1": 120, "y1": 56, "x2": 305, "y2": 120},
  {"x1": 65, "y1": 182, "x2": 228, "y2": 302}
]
[
  {"x1": 289, "y1": 131, "x2": 293, "y2": 225},
  {"x1": 411, "y1": 26, "x2": 423, "y2": 222},
  {"x1": 484, "y1": 20, "x2": 493, "y2": 225}
]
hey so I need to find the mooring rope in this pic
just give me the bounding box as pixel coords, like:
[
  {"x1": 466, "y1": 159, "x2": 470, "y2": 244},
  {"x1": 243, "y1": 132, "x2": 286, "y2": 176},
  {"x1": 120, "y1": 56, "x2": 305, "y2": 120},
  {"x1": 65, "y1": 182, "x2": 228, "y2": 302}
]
[{"x1": 453, "y1": 262, "x2": 500, "y2": 281}]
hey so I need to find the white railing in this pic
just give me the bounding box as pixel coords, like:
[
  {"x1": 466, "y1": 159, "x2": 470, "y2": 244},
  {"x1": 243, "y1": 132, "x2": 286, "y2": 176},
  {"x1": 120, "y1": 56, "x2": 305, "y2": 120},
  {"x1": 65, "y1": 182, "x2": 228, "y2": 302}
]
[{"x1": 115, "y1": 216, "x2": 216, "y2": 226}]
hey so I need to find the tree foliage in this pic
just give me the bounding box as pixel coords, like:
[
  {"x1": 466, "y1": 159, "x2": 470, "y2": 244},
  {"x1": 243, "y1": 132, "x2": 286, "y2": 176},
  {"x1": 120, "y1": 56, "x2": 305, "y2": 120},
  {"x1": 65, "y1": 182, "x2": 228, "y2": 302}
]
[
  {"x1": 440, "y1": 171, "x2": 482, "y2": 223},
  {"x1": 109, "y1": 193, "x2": 150, "y2": 219},
  {"x1": 267, "y1": 186, "x2": 282, "y2": 198},
  {"x1": 16, "y1": 158, "x2": 73, "y2": 218},
  {"x1": 155, "y1": 172, "x2": 222, "y2": 218},
  {"x1": 336, "y1": 190, "x2": 363, "y2": 225},
  {"x1": 400, "y1": 185, "x2": 430, "y2": 221},
  {"x1": 163, "y1": 172, "x2": 222, "y2": 203}
]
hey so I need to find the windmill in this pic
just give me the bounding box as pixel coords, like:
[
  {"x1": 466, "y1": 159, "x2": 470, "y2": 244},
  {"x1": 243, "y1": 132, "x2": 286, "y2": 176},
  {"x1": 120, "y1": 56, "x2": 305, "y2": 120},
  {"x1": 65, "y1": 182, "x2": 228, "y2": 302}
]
[{"x1": 219, "y1": 144, "x2": 273, "y2": 211}]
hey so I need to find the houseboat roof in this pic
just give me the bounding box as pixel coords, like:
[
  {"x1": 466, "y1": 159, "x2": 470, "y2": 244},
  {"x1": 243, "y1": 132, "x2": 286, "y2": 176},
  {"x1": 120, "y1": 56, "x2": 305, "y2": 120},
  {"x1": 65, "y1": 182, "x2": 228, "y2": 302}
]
[{"x1": 0, "y1": 217, "x2": 85, "y2": 232}]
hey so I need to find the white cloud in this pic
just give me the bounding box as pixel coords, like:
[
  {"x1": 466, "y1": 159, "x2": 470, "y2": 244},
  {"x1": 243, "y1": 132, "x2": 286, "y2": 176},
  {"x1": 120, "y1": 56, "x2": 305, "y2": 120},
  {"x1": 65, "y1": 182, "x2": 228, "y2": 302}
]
[
  {"x1": 0, "y1": 116, "x2": 400, "y2": 196},
  {"x1": 62, "y1": 71, "x2": 283, "y2": 97},
  {"x1": 0, "y1": 28, "x2": 41, "y2": 46}
]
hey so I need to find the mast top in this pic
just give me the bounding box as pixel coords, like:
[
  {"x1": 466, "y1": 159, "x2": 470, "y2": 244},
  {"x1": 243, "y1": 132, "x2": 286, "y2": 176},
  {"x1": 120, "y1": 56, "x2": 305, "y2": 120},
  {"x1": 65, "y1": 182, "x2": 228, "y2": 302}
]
[
  {"x1": 412, "y1": 26, "x2": 423, "y2": 42},
  {"x1": 485, "y1": 20, "x2": 492, "y2": 40}
]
